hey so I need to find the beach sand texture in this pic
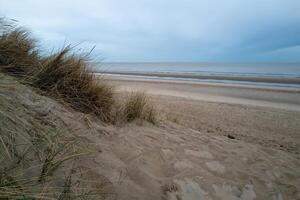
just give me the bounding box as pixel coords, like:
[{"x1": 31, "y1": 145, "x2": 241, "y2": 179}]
[
  {"x1": 2, "y1": 73, "x2": 299, "y2": 199},
  {"x1": 105, "y1": 76, "x2": 300, "y2": 199}
]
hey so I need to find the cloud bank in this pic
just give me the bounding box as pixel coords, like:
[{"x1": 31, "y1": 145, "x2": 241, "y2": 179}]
[{"x1": 1, "y1": 0, "x2": 300, "y2": 62}]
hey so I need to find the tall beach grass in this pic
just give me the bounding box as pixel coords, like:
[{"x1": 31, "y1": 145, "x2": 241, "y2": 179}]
[
  {"x1": 0, "y1": 18, "x2": 155, "y2": 123},
  {"x1": 0, "y1": 18, "x2": 156, "y2": 199}
]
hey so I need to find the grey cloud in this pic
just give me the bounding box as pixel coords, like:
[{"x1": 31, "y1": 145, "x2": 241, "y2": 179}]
[{"x1": 1, "y1": 0, "x2": 300, "y2": 62}]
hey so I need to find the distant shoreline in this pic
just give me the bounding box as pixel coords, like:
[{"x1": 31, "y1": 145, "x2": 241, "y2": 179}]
[
  {"x1": 97, "y1": 71, "x2": 300, "y2": 85},
  {"x1": 106, "y1": 74, "x2": 300, "y2": 111}
]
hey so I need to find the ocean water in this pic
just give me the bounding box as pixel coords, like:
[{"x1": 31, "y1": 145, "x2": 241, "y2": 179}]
[{"x1": 99, "y1": 62, "x2": 300, "y2": 77}]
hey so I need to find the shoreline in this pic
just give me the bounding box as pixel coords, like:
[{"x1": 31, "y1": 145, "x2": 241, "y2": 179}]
[
  {"x1": 98, "y1": 71, "x2": 300, "y2": 85},
  {"x1": 103, "y1": 73, "x2": 300, "y2": 92},
  {"x1": 105, "y1": 74, "x2": 300, "y2": 111}
]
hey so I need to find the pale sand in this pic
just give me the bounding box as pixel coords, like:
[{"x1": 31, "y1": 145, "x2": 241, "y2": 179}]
[
  {"x1": 107, "y1": 75, "x2": 300, "y2": 154},
  {"x1": 9, "y1": 71, "x2": 298, "y2": 199},
  {"x1": 106, "y1": 74, "x2": 300, "y2": 111},
  {"x1": 98, "y1": 74, "x2": 300, "y2": 199}
]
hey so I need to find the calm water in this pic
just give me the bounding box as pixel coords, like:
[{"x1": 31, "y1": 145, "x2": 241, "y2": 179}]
[{"x1": 98, "y1": 62, "x2": 300, "y2": 77}]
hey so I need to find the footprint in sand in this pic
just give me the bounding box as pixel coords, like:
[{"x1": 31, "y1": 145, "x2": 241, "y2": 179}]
[
  {"x1": 174, "y1": 160, "x2": 195, "y2": 170},
  {"x1": 213, "y1": 184, "x2": 257, "y2": 200},
  {"x1": 184, "y1": 149, "x2": 214, "y2": 159},
  {"x1": 162, "y1": 178, "x2": 208, "y2": 200},
  {"x1": 205, "y1": 161, "x2": 226, "y2": 174}
]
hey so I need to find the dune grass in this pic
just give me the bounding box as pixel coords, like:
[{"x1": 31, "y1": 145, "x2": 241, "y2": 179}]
[
  {"x1": 0, "y1": 18, "x2": 156, "y2": 199},
  {"x1": 0, "y1": 18, "x2": 114, "y2": 121},
  {"x1": 123, "y1": 91, "x2": 156, "y2": 123},
  {"x1": 0, "y1": 18, "x2": 155, "y2": 123},
  {"x1": 33, "y1": 46, "x2": 114, "y2": 122},
  {"x1": 0, "y1": 74, "x2": 115, "y2": 199},
  {"x1": 0, "y1": 19, "x2": 40, "y2": 76}
]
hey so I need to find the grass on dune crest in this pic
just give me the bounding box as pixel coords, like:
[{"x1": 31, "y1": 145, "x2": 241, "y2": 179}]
[
  {"x1": 0, "y1": 18, "x2": 156, "y2": 199},
  {"x1": 33, "y1": 46, "x2": 114, "y2": 122},
  {"x1": 0, "y1": 74, "x2": 115, "y2": 200},
  {"x1": 0, "y1": 18, "x2": 156, "y2": 123},
  {"x1": 0, "y1": 18, "x2": 114, "y2": 121},
  {"x1": 0, "y1": 26, "x2": 40, "y2": 76}
]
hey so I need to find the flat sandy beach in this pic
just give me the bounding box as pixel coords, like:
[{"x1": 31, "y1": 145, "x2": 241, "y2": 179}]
[
  {"x1": 103, "y1": 71, "x2": 300, "y2": 84},
  {"x1": 107, "y1": 74, "x2": 300, "y2": 155},
  {"x1": 101, "y1": 74, "x2": 300, "y2": 199},
  {"x1": 106, "y1": 74, "x2": 300, "y2": 110}
]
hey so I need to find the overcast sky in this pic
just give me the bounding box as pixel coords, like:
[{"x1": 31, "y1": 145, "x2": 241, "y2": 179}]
[{"x1": 1, "y1": 0, "x2": 300, "y2": 62}]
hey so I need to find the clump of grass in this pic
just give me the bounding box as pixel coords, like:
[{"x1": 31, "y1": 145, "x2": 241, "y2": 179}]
[
  {"x1": 0, "y1": 18, "x2": 40, "y2": 76},
  {"x1": 0, "y1": 74, "x2": 115, "y2": 199},
  {"x1": 145, "y1": 103, "x2": 156, "y2": 124},
  {"x1": 123, "y1": 91, "x2": 156, "y2": 123},
  {"x1": 0, "y1": 17, "x2": 158, "y2": 200},
  {"x1": 33, "y1": 46, "x2": 114, "y2": 121},
  {"x1": 0, "y1": 18, "x2": 114, "y2": 121},
  {"x1": 0, "y1": 18, "x2": 156, "y2": 123}
]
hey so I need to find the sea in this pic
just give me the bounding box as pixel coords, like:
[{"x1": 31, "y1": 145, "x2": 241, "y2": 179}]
[{"x1": 96, "y1": 62, "x2": 300, "y2": 89}]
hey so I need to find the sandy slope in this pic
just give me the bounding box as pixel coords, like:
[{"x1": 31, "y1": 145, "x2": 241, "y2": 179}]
[
  {"x1": 105, "y1": 76, "x2": 300, "y2": 199},
  {"x1": 2, "y1": 73, "x2": 299, "y2": 199},
  {"x1": 97, "y1": 121, "x2": 300, "y2": 200}
]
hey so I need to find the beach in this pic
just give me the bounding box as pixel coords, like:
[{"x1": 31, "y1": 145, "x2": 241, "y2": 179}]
[
  {"x1": 106, "y1": 74, "x2": 300, "y2": 110},
  {"x1": 107, "y1": 74, "x2": 300, "y2": 154},
  {"x1": 100, "y1": 74, "x2": 300, "y2": 199},
  {"x1": 2, "y1": 4, "x2": 300, "y2": 198},
  {"x1": 2, "y1": 70, "x2": 300, "y2": 199},
  {"x1": 103, "y1": 71, "x2": 300, "y2": 84}
]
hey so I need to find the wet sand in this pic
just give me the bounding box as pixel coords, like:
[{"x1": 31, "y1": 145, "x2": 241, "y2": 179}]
[
  {"x1": 100, "y1": 71, "x2": 300, "y2": 84},
  {"x1": 106, "y1": 74, "x2": 300, "y2": 111}
]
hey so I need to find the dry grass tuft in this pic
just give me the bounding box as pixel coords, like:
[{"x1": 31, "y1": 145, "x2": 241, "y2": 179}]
[
  {"x1": 123, "y1": 91, "x2": 156, "y2": 123},
  {"x1": 0, "y1": 19, "x2": 40, "y2": 76},
  {"x1": 0, "y1": 74, "x2": 115, "y2": 200},
  {"x1": 0, "y1": 18, "x2": 156, "y2": 123},
  {"x1": 0, "y1": 17, "x2": 157, "y2": 200},
  {"x1": 33, "y1": 46, "x2": 114, "y2": 121},
  {"x1": 0, "y1": 18, "x2": 114, "y2": 121}
]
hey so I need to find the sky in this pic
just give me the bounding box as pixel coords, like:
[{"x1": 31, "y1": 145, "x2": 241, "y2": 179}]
[{"x1": 1, "y1": 0, "x2": 300, "y2": 62}]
